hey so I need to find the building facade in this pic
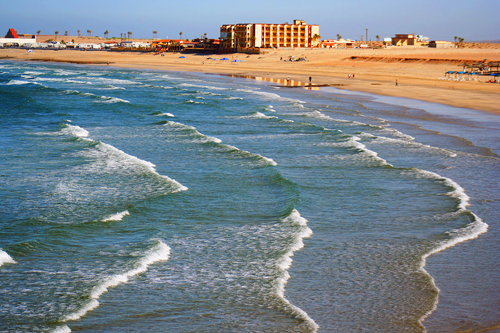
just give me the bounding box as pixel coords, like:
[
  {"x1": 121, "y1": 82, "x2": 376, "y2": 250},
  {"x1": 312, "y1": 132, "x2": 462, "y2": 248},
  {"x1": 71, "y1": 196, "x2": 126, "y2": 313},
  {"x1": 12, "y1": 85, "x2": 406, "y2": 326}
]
[
  {"x1": 391, "y1": 34, "x2": 429, "y2": 46},
  {"x1": 220, "y1": 20, "x2": 320, "y2": 49}
]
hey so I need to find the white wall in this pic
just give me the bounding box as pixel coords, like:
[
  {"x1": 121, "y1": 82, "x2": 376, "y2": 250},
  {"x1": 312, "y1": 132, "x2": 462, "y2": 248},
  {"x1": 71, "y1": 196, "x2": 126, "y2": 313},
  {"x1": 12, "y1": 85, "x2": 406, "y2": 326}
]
[{"x1": 0, "y1": 38, "x2": 37, "y2": 45}]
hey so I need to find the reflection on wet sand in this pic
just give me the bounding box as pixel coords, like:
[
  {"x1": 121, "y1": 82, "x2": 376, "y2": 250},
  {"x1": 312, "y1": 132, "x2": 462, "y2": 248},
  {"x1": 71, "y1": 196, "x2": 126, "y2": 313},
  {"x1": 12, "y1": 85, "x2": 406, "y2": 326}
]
[{"x1": 222, "y1": 74, "x2": 347, "y2": 90}]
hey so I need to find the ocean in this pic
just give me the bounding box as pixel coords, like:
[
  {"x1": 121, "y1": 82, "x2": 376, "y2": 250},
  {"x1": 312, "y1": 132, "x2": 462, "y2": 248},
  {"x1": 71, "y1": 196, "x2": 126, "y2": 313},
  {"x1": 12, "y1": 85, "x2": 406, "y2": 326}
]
[{"x1": 0, "y1": 61, "x2": 499, "y2": 333}]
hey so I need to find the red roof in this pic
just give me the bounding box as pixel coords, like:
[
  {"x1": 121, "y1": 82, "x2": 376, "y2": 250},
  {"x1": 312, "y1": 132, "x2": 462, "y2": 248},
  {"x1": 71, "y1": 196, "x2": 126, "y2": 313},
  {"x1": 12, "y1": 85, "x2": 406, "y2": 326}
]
[{"x1": 6, "y1": 28, "x2": 19, "y2": 38}]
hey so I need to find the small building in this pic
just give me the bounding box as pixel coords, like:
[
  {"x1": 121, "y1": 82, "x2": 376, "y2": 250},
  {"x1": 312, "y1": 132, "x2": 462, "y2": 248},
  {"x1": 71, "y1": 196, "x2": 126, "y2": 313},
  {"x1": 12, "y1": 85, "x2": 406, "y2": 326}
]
[
  {"x1": 391, "y1": 34, "x2": 428, "y2": 46},
  {"x1": 0, "y1": 28, "x2": 36, "y2": 46},
  {"x1": 429, "y1": 40, "x2": 454, "y2": 48}
]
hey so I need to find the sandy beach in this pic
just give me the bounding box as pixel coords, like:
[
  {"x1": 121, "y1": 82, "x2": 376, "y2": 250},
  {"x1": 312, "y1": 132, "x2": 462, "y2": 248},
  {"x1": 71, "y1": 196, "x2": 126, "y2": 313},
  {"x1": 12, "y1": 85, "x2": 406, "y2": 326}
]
[{"x1": 1, "y1": 46, "x2": 499, "y2": 113}]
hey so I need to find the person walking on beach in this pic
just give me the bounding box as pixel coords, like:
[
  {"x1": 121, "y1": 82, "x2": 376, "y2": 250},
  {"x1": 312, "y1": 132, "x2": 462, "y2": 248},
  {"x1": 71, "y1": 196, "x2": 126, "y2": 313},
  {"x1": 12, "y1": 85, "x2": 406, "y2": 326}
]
[
  {"x1": 309, "y1": 76, "x2": 312, "y2": 85},
  {"x1": 395, "y1": 79, "x2": 398, "y2": 86}
]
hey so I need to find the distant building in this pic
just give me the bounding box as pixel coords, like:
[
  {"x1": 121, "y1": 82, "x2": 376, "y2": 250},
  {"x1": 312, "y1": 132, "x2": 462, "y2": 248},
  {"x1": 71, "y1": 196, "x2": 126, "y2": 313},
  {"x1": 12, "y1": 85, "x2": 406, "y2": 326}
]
[
  {"x1": 391, "y1": 34, "x2": 428, "y2": 46},
  {"x1": 429, "y1": 40, "x2": 454, "y2": 48},
  {"x1": 0, "y1": 28, "x2": 36, "y2": 46},
  {"x1": 220, "y1": 20, "x2": 320, "y2": 50}
]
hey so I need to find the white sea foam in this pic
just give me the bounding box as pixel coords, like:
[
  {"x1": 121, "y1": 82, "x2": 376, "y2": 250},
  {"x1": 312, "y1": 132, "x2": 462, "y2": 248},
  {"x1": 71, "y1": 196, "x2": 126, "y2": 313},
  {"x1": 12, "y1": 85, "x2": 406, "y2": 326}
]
[
  {"x1": 163, "y1": 121, "x2": 221, "y2": 144},
  {"x1": 179, "y1": 83, "x2": 228, "y2": 91},
  {"x1": 96, "y1": 96, "x2": 130, "y2": 104},
  {"x1": 6, "y1": 79, "x2": 40, "y2": 86},
  {"x1": 240, "y1": 112, "x2": 278, "y2": 120},
  {"x1": 223, "y1": 144, "x2": 278, "y2": 167},
  {"x1": 51, "y1": 325, "x2": 72, "y2": 333},
  {"x1": 63, "y1": 240, "x2": 171, "y2": 322},
  {"x1": 410, "y1": 169, "x2": 470, "y2": 210},
  {"x1": 276, "y1": 209, "x2": 318, "y2": 331},
  {"x1": 185, "y1": 99, "x2": 207, "y2": 105},
  {"x1": 326, "y1": 135, "x2": 392, "y2": 167},
  {"x1": 368, "y1": 134, "x2": 457, "y2": 158},
  {"x1": 407, "y1": 167, "x2": 489, "y2": 327},
  {"x1": 60, "y1": 124, "x2": 89, "y2": 138},
  {"x1": 0, "y1": 249, "x2": 16, "y2": 267},
  {"x1": 93, "y1": 78, "x2": 142, "y2": 85},
  {"x1": 154, "y1": 113, "x2": 175, "y2": 117},
  {"x1": 102, "y1": 210, "x2": 130, "y2": 222},
  {"x1": 236, "y1": 88, "x2": 305, "y2": 103},
  {"x1": 97, "y1": 142, "x2": 189, "y2": 191},
  {"x1": 60, "y1": 124, "x2": 188, "y2": 192}
]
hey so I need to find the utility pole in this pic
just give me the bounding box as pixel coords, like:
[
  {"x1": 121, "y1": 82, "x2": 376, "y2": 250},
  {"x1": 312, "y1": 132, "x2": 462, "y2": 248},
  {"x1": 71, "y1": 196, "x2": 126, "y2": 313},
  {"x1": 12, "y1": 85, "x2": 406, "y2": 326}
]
[{"x1": 366, "y1": 29, "x2": 368, "y2": 44}]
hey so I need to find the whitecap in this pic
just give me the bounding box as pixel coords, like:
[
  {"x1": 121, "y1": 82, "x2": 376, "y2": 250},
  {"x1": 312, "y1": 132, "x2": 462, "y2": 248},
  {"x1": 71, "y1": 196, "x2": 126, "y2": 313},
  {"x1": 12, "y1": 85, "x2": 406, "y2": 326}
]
[
  {"x1": 60, "y1": 124, "x2": 89, "y2": 138},
  {"x1": 96, "y1": 96, "x2": 130, "y2": 104},
  {"x1": 6, "y1": 79, "x2": 37, "y2": 85},
  {"x1": 52, "y1": 325, "x2": 72, "y2": 333},
  {"x1": 63, "y1": 240, "x2": 171, "y2": 322},
  {"x1": 154, "y1": 113, "x2": 175, "y2": 117},
  {"x1": 240, "y1": 112, "x2": 278, "y2": 120},
  {"x1": 0, "y1": 249, "x2": 16, "y2": 267},
  {"x1": 102, "y1": 210, "x2": 130, "y2": 222}
]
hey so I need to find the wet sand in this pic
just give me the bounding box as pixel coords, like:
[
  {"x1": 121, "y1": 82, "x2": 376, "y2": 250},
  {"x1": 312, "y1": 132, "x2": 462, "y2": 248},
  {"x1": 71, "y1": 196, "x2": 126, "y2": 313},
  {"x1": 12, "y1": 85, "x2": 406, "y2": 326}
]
[{"x1": 1, "y1": 47, "x2": 499, "y2": 113}]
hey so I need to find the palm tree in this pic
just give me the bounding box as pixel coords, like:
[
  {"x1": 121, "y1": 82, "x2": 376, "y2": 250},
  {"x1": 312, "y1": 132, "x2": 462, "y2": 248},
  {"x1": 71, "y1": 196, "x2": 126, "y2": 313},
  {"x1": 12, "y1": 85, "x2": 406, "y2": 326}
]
[
  {"x1": 311, "y1": 33, "x2": 321, "y2": 47},
  {"x1": 179, "y1": 31, "x2": 183, "y2": 40},
  {"x1": 55, "y1": 31, "x2": 59, "y2": 41},
  {"x1": 104, "y1": 30, "x2": 109, "y2": 39},
  {"x1": 376, "y1": 35, "x2": 380, "y2": 42},
  {"x1": 128, "y1": 31, "x2": 133, "y2": 39},
  {"x1": 204, "y1": 32, "x2": 207, "y2": 40},
  {"x1": 336, "y1": 33, "x2": 342, "y2": 40},
  {"x1": 77, "y1": 30, "x2": 81, "y2": 37},
  {"x1": 87, "y1": 30, "x2": 92, "y2": 37},
  {"x1": 64, "y1": 31, "x2": 68, "y2": 37},
  {"x1": 37, "y1": 30, "x2": 41, "y2": 35},
  {"x1": 153, "y1": 31, "x2": 157, "y2": 39},
  {"x1": 454, "y1": 36, "x2": 458, "y2": 43}
]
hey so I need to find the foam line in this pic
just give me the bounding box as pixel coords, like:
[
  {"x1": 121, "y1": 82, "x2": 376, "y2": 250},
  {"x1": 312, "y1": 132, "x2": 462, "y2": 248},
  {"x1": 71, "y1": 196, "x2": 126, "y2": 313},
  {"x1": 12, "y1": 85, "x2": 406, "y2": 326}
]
[
  {"x1": 276, "y1": 209, "x2": 319, "y2": 331},
  {"x1": 61, "y1": 123, "x2": 188, "y2": 192},
  {"x1": 410, "y1": 168, "x2": 489, "y2": 328},
  {"x1": 0, "y1": 249, "x2": 16, "y2": 267},
  {"x1": 63, "y1": 240, "x2": 171, "y2": 322}
]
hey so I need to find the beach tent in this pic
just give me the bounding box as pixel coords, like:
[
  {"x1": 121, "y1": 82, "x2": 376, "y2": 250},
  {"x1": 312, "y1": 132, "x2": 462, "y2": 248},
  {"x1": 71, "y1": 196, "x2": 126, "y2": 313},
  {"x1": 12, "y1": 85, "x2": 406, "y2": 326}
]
[
  {"x1": 232, "y1": 60, "x2": 241, "y2": 62},
  {"x1": 179, "y1": 56, "x2": 185, "y2": 58}
]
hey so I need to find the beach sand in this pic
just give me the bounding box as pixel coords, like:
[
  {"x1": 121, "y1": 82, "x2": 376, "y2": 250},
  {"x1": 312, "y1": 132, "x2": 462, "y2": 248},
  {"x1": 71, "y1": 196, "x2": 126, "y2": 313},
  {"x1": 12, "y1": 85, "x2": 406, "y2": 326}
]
[{"x1": 1, "y1": 47, "x2": 499, "y2": 113}]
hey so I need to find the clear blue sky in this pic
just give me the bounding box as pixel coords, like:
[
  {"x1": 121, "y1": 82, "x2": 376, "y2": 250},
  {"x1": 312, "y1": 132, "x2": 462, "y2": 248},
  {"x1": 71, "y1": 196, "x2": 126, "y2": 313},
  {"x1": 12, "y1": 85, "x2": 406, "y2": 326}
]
[{"x1": 2, "y1": 0, "x2": 499, "y2": 41}]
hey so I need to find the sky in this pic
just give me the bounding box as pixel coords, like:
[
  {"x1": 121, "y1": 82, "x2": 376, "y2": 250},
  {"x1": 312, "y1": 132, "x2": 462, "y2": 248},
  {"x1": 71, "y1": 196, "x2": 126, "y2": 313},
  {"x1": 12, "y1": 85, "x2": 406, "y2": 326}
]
[{"x1": 2, "y1": 0, "x2": 499, "y2": 41}]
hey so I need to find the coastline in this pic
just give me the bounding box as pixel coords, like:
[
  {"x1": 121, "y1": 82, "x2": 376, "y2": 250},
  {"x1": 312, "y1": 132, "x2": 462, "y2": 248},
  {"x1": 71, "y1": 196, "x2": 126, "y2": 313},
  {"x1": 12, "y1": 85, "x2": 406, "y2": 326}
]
[{"x1": 1, "y1": 47, "x2": 499, "y2": 113}]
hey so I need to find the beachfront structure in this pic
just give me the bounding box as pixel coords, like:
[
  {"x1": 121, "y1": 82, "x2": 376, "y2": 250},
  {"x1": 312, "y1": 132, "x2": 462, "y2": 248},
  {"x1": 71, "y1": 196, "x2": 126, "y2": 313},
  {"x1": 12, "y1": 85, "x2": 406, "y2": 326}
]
[
  {"x1": 220, "y1": 20, "x2": 320, "y2": 49},
  {"x1": 391, "y1": 34, "x2": 429, "y2": 46},
  {"x1": 429, "y1": 40, "x2": 454, "y2": 48},
  {"x1": 0, "y1": 28, "x2": 36, "y2": 46}
]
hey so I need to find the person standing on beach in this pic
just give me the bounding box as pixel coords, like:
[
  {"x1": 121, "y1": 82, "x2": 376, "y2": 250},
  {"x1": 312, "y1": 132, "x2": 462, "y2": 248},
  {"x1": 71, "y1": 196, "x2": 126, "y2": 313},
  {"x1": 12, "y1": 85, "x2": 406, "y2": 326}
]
[
  {"x1": 395, "y1": 79, "x2": 398, "y2": 86},
  {"x1": 309, "y1": 76, "x2": 312, "y2": 85}
]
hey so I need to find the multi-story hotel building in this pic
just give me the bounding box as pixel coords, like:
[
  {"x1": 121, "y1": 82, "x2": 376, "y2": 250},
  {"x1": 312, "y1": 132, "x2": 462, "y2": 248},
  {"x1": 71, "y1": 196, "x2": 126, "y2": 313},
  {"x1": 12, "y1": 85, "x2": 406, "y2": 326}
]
[{"x1": 220, "y1": 20, "x2": 320, "y2": 49}]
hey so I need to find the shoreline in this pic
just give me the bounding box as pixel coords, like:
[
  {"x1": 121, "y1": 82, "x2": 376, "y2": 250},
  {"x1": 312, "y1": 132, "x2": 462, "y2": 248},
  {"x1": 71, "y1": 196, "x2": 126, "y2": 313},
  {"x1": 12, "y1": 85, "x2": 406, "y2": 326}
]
[{"x1": 1, "y1": 48, "x2": 499, "y2": 113}]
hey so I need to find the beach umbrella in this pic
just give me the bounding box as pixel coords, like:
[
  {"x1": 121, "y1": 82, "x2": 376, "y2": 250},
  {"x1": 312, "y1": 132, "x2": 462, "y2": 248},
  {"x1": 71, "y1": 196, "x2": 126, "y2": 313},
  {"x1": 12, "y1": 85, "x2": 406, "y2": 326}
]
[
  {"x1": 232, "y1": 60, "x2": 240, "y2": 62},
  {"x1": 221, "y1": 57, "x2": 229, "y2": 61},
  {"x1": 179, "y1": 56, "x2": 185, "y2": 58}
]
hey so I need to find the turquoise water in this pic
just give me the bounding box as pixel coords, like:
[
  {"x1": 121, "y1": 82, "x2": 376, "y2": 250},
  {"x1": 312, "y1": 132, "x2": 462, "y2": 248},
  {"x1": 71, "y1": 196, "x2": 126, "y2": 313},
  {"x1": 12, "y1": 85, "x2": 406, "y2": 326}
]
[{"x1": 0, "y1": 61, "x2": 499, "y2": 333}]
